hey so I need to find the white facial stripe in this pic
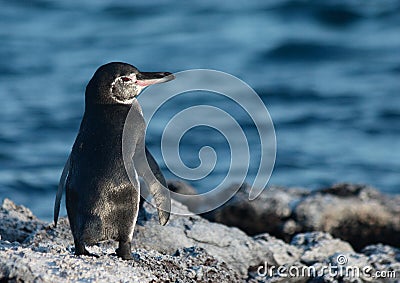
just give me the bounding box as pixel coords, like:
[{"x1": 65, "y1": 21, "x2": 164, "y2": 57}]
[
  {"x1": 110, "y1": 73, "x2": 137, "y2": 91},
  {"x1": 110, "y1": 73, "x2": 140, "y2": 104}
]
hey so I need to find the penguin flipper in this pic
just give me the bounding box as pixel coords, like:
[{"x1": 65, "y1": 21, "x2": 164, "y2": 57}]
[
  {"x1": 134, "y1": 145, "x2": 171, "y2": 225},
  {"x1": 144, "y1": 146, "x2": 171, "y2": 225},
  {"x1": 54, "y1": 155, "x2": 71, "y2": 227}
]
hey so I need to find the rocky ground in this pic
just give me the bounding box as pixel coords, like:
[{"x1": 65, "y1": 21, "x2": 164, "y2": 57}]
[
  {"x1": 171, "y1": 182, "x2": 400, "y2": 251},
  {"x1": 1, "y1": 183, "x2": 399, "y2": 282}
]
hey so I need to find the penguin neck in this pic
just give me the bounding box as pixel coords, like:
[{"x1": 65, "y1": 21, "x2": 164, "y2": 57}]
[
  {"x1": 81, "y1": 99, "x2": 144, "y2": 134},
  {"x1": 86, "y1": 102, "x2": 130, "y2": 118},
  {"x1": 82, "y1": 102, "x2": 137, "y2": 134}
]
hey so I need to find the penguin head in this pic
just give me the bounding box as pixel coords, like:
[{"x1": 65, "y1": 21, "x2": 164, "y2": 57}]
[{"x1": 85, "y1": 62, "x2": 174, "y2": 105}]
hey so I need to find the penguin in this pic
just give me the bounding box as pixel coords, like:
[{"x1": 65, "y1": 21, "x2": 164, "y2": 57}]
[{"x1": 53, "y1": 62, "x2": 174, "y2": 260}]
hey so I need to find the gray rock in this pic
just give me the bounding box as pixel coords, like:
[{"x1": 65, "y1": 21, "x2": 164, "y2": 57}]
[
  {"x1": 290, "y1": 232, "x2": 353, "y2": 265},
  {"x1": 205, "y1": 183, "x2": 400, "y2": 250},
  {"x1": 167, "y1": 180, "x2": 197, "y2": 195},
  {"x1": 308, "y1": 245, "x2": 400, "y2": 283},
  {"x1": 0, "y1": 198, "x2": 44, "y2": 243},
  {"x1": 203, "y1": 184, "x2": 307, "y2": 240},
  {"x1": 1, "y1": 199, "x2": 243, "y2": 282},
  {"x1": 0, "y1": 243, "x2": 240, "y2": 283},
  {"x1": 132, "y1": 200, "x2": 302, "y2": 276},
  {"x1": 1, "y1": 198, "x2": 399, "y2": 283},
  {"x1": 295, "y1": 184, "x2": 400, "y2": 250},
  {"x1": 167, "y1": 180, "x2": 203, "y2": 212}
]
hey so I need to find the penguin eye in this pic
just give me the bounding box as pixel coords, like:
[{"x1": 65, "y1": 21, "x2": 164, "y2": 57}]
[{"x1": 121, "y1": 77, "x2": 131, "y2": 82}]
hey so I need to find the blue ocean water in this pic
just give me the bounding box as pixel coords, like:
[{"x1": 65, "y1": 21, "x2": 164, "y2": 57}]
[{"x1": 0, "y1": 0, "x2": 399, "y2": 220}]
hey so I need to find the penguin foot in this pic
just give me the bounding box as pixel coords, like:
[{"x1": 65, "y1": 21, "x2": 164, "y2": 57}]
[
  {"x1": 74, "y1": 242, "x2": 99, "y2": 258},
  {"x1": 116, "y1": 241, "x2": 133, "y2": 260},
  {"x1": 75, "y1": 249, "x2": 99, "y2": 258},
  {"x1": 82, "y1": 252, "x2": 100, "y2": 258},
  {"x1": 116, "y1": 248, "x2": 133, "y2": 260}
]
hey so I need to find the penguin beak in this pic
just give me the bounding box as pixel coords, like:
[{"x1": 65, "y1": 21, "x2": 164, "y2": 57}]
[{"x1": 136, "y1": 72, "x2": 175, "y2": 87}]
